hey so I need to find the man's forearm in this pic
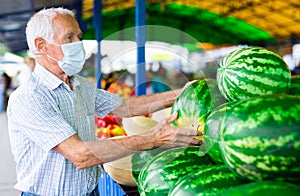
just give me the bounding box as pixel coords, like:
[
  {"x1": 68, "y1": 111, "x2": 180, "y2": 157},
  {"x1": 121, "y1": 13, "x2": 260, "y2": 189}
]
[
  {"x1": 84, "y1": 134, "x2": 155, "y2": 165},
  {"x1": 60, "y1": 111, "x2": 200, "y2": 170},
  {"x1": 113, "y1": 89, "x2": 181, "y2": 117},
  {"x1": 54, "y1": 133, "x2": 155, "y2": 170}
]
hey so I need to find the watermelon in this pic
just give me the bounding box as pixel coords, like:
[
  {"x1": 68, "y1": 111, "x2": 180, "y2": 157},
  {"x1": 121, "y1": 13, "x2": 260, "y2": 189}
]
[
  {"x1": 137, "y1": 146, "x2": 216, "y2": 195},
  {"x1": 203, "y1": 102, "x2": 232, "y2": 163},
  {"x1": 217, "y1": 46, "x2": 291, "y2": 101},
  {"x1": 203, "y1": 104, "x2": 226, "y2": 163},
  {"x1": 204, "y1": 99, "x2": 250, "y2": 163},
  {"x1": 219, "y1": 94, "x2": 300, "y2": 181},
  {"x1": 221, "y1": 181, "x2": 300, "y2": 196},
  {"x1": 169, "y1": 164, "x2": 248, "y2": 196},
  {"x1": 131, "y1": 147, "x2": 166, "y2": 183},
  {"x1": 289, "y1": 75, "x2": 300, "y2": 95},
  {"x1": 171, "y1": 78, "x2": 225, "y2": 141}
]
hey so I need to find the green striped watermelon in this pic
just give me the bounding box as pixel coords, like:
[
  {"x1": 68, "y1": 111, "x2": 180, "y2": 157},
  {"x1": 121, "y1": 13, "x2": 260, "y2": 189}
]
[
  {"x1": 131, "y1": 148, "x2": 166, "y2": 183},
  {"x1": 203, "y1": 102, "x2": 232, "y2": 163},
  {"x1": 217, "y1": 47, "x2": 291, "y2": 101},
  {"x1": 171, "y1": 78, "x2": 225, "y2": 141},
  {"x1": 169, "y1": 164, "x2": 248, "y2": 196},
  {"x1": 221, "y1": 181, "x2": 300, "y2": 196},
  {"x1": 203, "y1": 103, "x2": 226, "y2": 163},
  {"x1": 204, "y1": 100, "x2": 246, "y2": 163},
  {"x1": 219, "y1": 94, "x2": 300, "y2": 181},
  {"x1": 289, "y1": 75, "x2": 300, "y2": 95},
  {"x1": 138, "y1": 146, "x2": 216, "y2": 195}
]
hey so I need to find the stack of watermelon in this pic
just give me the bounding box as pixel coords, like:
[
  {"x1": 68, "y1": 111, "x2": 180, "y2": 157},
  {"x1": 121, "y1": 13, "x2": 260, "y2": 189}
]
[
  {"x1": 137, "y1": 146, "x2": 217, "y2": 195},
  {"x1": 209, "y1": 47, "x2": 300, "y2": 182},
  {"x1": 133, "y1": 46, "x2": 300, "y2": 195}
]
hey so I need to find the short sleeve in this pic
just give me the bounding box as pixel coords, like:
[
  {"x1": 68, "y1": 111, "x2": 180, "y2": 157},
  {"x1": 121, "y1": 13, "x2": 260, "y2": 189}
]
[{"x1": 94, "y1": 88, "x2": 122, "y2": 117}]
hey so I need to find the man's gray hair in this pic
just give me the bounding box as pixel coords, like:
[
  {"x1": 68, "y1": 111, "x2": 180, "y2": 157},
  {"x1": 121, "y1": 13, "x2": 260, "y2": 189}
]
[{"x1": 26, "y1": 7, "x2": 75, "y2": 55}]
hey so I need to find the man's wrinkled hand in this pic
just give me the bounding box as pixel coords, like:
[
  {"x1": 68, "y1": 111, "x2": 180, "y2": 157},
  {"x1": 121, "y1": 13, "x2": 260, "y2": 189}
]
[{"x1": 148, "y1": 111, "x2": 202, "y2": 148}]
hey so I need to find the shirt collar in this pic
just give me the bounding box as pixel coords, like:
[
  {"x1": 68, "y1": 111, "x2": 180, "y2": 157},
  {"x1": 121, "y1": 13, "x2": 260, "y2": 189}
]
[
  {"x1": 34, "y1": 63, "x2": 81, "y2": 91},
  {"x1": 33, "y1": 63, "x2": 64, "y2": 90}
]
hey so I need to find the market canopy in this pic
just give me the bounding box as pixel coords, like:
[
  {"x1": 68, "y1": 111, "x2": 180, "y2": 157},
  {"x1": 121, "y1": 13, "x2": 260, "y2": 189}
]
[
  {"x1": 82, "y1": 0, "x2": 300, "y2": 45},
  {"x1": 0, "y1": 0, "x2": 300, "y2": 53},
  {"x1": 83, "y1": 3, "x2": 275, "y2": 47}
]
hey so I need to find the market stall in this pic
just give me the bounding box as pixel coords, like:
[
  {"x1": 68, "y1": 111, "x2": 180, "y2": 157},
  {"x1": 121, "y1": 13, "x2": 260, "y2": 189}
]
[{"x1": 1, "y1": 1, "x2": 300, "y2": 196}]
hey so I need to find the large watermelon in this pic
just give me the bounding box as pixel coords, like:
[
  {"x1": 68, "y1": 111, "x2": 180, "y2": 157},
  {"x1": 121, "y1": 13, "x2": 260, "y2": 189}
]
[
  {"x1": 131, "y1": 147, "x2": 166, "y2": 183},
  {"x1": 289, "y1": 75, "x2": 300, "y2": 95},
  {"x1": 204, "y1": 99, "x2": 251, "y2": 163},
  {"x1": 217, "y1": 46, "x2": 291, "y2": 101},
  {"x1": 203, "y1": 102, "x2": 236, "y2": 163},
  {"x1": 203, "y1": 104, "x2": 226, "y2": 163},
  {"x1": 137, "y1": 146, "x2": 216, "y2": 195},
  {"x1": 171, "y1": 78, "x2": 225, "y2": 141},
  {"x1": 169, "y1": 164, "x2": 248, "y2": 196},
  {"x1": 219, "y1": 94, "x2": 300, "y2": 181},
  {"x1": 221, "y1": 181, "x2": 300, "y2": 196}
]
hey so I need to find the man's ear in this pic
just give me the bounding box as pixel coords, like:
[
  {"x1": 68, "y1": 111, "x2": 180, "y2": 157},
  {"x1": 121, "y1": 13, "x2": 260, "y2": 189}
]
[{"x1": 34, "y1": 37, "x2": 47, "y2": 54}]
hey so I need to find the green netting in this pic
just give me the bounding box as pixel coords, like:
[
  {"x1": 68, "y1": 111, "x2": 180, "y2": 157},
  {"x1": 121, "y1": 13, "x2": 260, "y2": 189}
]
[{"x1": 83, "y1": 2, "x2": 276, "y2": 45}]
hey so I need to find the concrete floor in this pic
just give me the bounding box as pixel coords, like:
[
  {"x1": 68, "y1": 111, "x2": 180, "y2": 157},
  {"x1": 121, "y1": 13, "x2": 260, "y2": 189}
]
[{"x1": 0, "y1": 112, "x2": 20, "y2": 196}]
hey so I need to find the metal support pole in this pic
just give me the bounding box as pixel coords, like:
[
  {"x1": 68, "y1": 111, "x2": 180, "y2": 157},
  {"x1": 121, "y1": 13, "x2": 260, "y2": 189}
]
[
  {"x1": 93, "y1": 0, "x2": 102, "y2": 89},
  {"x1": 135, "y1": 0, "x2": 146, "y2": 96}
]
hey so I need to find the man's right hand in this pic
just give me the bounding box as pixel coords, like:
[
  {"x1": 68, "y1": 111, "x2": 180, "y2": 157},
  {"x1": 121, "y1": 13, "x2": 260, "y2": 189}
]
[{"x1": 146, "y1": 111, "x2": 202, "y2": 148}]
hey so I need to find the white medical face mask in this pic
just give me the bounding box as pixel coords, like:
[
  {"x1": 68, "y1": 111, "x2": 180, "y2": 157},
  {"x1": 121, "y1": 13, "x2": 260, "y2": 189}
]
[{"x1": 46, "y1": 41, "x2": 86, "y2": 76}]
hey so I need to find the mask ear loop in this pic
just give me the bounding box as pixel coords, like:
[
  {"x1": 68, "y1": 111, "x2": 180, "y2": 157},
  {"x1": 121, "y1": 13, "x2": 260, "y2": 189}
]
[
  {"x1": 46, "y1": 54, "x2": 60, "y2": 62},
  {"x1": 43, "y1": 39, "x2": 62, "y2": 63}
]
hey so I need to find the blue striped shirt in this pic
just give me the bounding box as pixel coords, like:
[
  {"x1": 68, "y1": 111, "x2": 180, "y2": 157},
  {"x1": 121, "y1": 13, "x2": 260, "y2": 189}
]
[{"x1": 7, "y1": 64, "x2": 122, "y2": 195}]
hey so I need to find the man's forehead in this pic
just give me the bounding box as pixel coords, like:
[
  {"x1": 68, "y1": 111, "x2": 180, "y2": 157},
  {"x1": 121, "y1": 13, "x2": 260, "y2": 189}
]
[
  {"x1": 53, "y1": 14, "x2": 81, "y2": 35},
  {"x1": 53, "y1": 13, "x2": 77, "y2": 26}
]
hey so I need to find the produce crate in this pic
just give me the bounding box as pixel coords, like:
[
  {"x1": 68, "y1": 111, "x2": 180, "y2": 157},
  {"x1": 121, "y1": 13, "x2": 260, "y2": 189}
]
[
  {"x1": 98, "y1": 169, "x2": 139, "y2": 196},
  {"x1": 98, "y1": 169, "x2": 125, "y2": 196}
]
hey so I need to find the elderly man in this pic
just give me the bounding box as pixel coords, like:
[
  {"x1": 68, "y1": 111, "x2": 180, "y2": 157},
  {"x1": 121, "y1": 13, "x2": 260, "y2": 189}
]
[{"x1": 7, "y1": 7, "x2": 200, "y2": 196}]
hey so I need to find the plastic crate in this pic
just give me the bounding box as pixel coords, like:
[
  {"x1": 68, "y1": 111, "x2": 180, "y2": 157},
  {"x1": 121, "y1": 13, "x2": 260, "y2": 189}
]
[{"x1": 98, "y1": 169, "x2": 125, "y2": 196}]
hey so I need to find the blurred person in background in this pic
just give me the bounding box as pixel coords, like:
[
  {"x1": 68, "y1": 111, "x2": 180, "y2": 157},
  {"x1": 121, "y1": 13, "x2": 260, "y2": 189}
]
[
  {"x1": 7, "y1": 7, "x2": 200, "y2": 196},
  {"x1": 150, "y1": 63, "x2": 171, "y2": 93},
  {"x1": 0, "y1": 72, "x2": 11, "y2": 111},
  {"x1": 9, "y1": 56, "x2": 36, "y2": 91},
  {"x1": 20, "y1": 56, "x2": 36, "y2": 83},
  {"x1": 0, "y1": 72, "x2": 5, "y2": 111},
  {"x1": 24, "y1": 56, "x2": 36, "y2": 71}
]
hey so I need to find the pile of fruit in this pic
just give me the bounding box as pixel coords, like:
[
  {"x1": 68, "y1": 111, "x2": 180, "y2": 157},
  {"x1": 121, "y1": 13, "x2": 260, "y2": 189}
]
[
  {"x1": 130, "y1": 46, "x2": 300, "y2": 195},
  {"x1": 95, "y1": 115, "x2": 127, "y2": 139}
]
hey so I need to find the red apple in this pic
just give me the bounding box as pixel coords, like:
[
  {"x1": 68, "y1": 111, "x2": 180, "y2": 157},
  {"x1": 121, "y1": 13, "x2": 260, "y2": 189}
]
[
  {"x1": 108, "y1": 116, "x2": 123, "y2": 126},
  {"x1": 95, "y1": 116, "x2": 115, "y2": 128}
]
